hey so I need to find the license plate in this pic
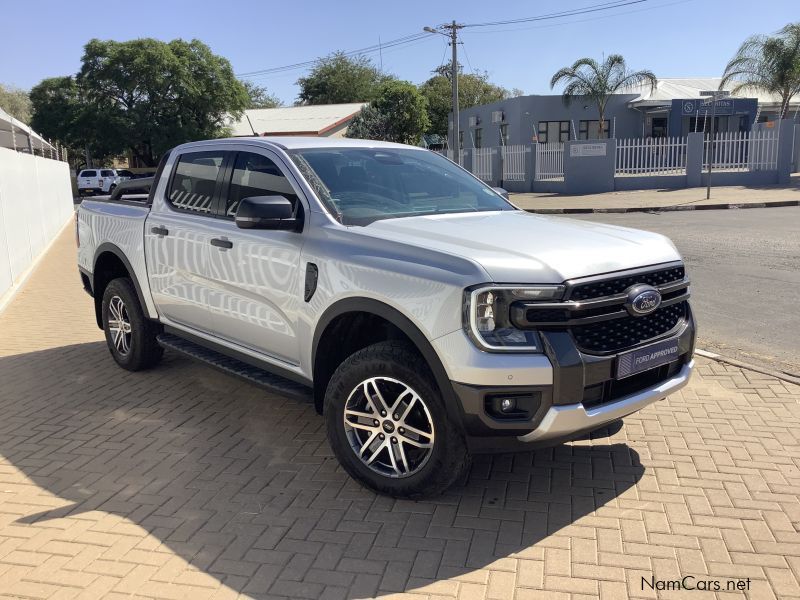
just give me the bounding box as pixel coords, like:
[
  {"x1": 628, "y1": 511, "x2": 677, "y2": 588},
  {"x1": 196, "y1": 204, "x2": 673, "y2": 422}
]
[{"x1": 616, "y1": 337, "x2": 680, "y2": 379}]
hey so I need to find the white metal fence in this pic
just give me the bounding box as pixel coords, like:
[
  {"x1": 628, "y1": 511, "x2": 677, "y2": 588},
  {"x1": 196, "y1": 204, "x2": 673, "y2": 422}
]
[
  {"x1": 704, "y1": 130, "x2": 779, "y2": 172},
  {"x1": 471, "y1": 148, "x2": 493, "y2": 181},
  {"x1": 501, "y1": 145, "x2": 527, "y2": 181},
  {"x1": 535, "y1": 142, "x2": 564, "y2": 181},
  {"x1": 616, "y1": 137, "x2": 687, "y2": 176}
]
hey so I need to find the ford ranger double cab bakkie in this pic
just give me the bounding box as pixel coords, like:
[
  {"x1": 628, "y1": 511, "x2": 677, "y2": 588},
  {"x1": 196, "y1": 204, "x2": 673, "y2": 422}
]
[{"x1": 76, "y1": 137, "x2": 695, "y2": 498}]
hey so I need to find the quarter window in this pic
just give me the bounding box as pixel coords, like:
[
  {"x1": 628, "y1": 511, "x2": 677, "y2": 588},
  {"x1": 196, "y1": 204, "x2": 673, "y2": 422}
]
[
  {"x1": 167, "y1": 151, "x2": 224, "y2": 214},
  {"x1": 100, "y1": 170, "x2": 115, "y2": 177},
  {"x1": 225, "y1": 152, "x2": 298, "y2": 217}
]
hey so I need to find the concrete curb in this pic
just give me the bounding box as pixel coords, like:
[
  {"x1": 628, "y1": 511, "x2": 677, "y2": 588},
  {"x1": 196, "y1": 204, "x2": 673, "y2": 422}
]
[
  {"x1": 522, "y1": 199, "x2": 800, "y2": 214},
  {"x1": 695, "y1": 349, "x2": 800, "y2": 386}
]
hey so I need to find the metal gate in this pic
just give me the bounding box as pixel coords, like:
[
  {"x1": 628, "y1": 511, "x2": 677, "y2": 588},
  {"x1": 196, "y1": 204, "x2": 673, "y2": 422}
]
[
  {"x1": 501, "y1": 145, "x2": 527, "y2": 181},
  {"x1": 471, "y1": 148, "x2": 493, "y2": 181},
  {"x1": 535, "y1": 142, "x2": 564, "y2": 181}
]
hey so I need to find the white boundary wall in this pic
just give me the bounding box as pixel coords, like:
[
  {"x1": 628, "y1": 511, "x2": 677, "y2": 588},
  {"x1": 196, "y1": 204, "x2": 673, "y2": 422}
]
[{"x1": 0, "y1": 148, "x2": 74, "y2": 301}]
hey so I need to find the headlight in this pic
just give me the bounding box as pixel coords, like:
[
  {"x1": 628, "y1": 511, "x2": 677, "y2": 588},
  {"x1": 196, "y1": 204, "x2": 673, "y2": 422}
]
[{"x1": 464, "y1": 285, "x2": 564, "y2": 352}]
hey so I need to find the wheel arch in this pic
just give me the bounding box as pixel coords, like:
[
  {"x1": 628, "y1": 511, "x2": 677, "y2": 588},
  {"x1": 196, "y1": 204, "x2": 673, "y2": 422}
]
[
  {"x1": 311, "y1": 298, "x2": 461, "y2": 426},
  {"x1": 91, "y1": 243, "x2": 148, "y2": 330}
]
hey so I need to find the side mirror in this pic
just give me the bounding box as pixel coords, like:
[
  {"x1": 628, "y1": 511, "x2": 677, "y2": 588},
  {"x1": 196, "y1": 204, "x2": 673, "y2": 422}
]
[
  {"x1": 492, "y1": 187, "x2": 510, "y2": 200},
  {"x1": 235, "y1": 196, "x2": 299, "y2": 230}
]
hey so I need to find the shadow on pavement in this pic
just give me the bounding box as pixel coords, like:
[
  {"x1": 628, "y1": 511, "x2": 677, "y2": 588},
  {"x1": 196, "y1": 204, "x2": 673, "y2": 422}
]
[{"x1": 0, "y1": 342, "x2": 643, "y2": 598}]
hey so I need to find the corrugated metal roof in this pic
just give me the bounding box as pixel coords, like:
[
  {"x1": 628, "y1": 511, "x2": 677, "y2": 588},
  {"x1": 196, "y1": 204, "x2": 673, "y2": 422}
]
[
  {"x1": 229, "y1": 103, "x2": 367, "y2": 136},
  {"x1": 0, "y1": 106, "x2": 55, "y2": 151},
  {"x1": 627, "y1": 77, "x2": 796, "y2": 106}
]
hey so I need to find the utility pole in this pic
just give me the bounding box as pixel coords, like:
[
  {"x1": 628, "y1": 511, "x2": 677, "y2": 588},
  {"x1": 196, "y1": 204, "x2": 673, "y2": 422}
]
[{"x1": 424, "y1": 21, "x2": 464, "y2": 165}]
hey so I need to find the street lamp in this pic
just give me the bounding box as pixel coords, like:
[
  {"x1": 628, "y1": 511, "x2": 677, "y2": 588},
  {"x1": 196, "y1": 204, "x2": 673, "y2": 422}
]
[{"x1": 424, "y1": 22, "x2": 464, "y2": 165}]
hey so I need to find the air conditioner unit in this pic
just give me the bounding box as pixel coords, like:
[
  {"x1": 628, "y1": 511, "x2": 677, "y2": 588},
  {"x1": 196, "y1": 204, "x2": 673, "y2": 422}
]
[
  {"x1": 468, "y1": 116, "x2": 480, "y2": 127},
  {"x1": 491, "y1": 111, "x2": 504, "y2": 124}
]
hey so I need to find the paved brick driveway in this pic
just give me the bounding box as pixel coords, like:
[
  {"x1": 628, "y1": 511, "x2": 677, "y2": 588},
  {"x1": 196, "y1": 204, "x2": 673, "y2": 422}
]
[{"x1": 0, "y1": 228, "x2": 798, "y2": 600}]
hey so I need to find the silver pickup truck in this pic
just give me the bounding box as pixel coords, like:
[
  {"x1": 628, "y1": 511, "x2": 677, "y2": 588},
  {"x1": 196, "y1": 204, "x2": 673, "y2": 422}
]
[{"x1": 76, "y1": 137, "x2": 695, "y2": 498}]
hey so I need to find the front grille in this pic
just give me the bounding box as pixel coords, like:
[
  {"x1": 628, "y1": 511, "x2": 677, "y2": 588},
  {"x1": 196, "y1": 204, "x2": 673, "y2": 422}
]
[
  {"x1": 568, "y1": 266, "x2": 685, "y2": 300},
  {"x1": 510, "y1": 262, "x2": 690, "y2": 355},
  {"x1": 572, "y1": 301, "x2": 686, "y2": 353}
]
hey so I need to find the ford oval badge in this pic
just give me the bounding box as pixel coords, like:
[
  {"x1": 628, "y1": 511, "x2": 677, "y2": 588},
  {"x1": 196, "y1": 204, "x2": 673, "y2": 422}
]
[{"x1": 625, "y1": 284, "x2": 662, "y2": 316}]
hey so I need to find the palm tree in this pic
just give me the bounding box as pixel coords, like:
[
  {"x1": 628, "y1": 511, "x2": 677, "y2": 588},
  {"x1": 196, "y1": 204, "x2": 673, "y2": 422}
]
[
  {"x1": 550, "y1": 54, "x2": 657, "y2": 137},
  {"x1": 720, "y1": 23, "x2": 800, "y2": 119}
]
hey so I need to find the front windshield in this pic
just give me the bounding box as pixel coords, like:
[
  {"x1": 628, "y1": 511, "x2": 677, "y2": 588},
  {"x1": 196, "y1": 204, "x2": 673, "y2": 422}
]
[{"x1": 289, "y1": 147, "x2": 514, "y2": 225}]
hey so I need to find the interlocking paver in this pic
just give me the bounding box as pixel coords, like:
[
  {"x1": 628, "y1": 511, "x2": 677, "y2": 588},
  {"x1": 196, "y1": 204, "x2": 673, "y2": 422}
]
[{"x1": 0, "y1": 227, "x2": 799, "y2": 599}]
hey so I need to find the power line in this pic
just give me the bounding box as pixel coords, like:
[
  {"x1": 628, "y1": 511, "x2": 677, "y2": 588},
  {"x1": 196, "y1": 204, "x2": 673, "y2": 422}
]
[
  {"x1": 236, "y1": 33, "x2": 430, "y2": 78},
  {"x1": 237, "y1": 0, "x2": 655, "y2": 81},
  {"x1": 465, "y1": 0, "x2": 689, "y2": 35},
  {"x1": 463, "y1": 0, "x2": 649, "y2": 28}
]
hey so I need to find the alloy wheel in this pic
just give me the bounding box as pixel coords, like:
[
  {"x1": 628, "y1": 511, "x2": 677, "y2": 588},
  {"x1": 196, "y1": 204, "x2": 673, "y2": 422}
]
[
  {"x1": 107, "y1": 295, "x2": 132, "y2": 355},
  {"x1": 343, "y1": 376, "x2": 435, "y2": 478}
]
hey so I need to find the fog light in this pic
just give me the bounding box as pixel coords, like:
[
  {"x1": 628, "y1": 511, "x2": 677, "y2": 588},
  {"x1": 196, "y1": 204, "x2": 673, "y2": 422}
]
[{"x1": 500, "y1": 397, "x2": 516, "y2": 413}]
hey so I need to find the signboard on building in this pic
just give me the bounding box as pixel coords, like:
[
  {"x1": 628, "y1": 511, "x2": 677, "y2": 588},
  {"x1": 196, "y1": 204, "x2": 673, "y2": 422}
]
[
  {"x1": 680, "y1": 99, "x2": 734, "y2": 116},
  {"x1": 569, "y1": 143, "x2": 607, "y2": 157}
]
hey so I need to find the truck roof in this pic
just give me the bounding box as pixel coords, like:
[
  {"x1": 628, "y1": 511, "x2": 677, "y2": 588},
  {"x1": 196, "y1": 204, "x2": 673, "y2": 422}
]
[{"x1": 174, "y1": 137, "x2": 424, "y2": 153}]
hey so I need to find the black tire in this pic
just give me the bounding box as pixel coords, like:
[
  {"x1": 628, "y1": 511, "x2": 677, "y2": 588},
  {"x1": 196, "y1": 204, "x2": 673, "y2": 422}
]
[
  {"x1": 101, "y1": 277, "x2": 163, "y2": 371},
  {"x1": 108, "y1": 184, "x2": 116, "y2": 195},
  {"x1": 324, "y1": 341, "x2": 470, "y2": 498}
]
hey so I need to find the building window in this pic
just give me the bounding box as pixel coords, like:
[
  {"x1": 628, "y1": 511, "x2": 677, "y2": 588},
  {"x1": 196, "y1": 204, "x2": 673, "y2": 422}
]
[
  {"x1": 499, "y1": 123, "x2": 509, "y2": 146},
  {"x1": 537, "y1": 121, "x2": 570, "y2": 144},
  {"x1": 459, "y1": 131, "x2": 464, "y2": 150},
  {"x1": 474, "y1": 128, "x2": 482, "y2": 148},
  {"x1": 578, "y1": 120, "x2": 611, "y2": 140}
]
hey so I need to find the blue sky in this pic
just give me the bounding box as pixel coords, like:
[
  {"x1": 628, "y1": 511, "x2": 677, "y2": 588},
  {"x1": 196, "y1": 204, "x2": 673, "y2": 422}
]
[{"x1": 1, "y1": 0, "x2": 796, "y2": 103}]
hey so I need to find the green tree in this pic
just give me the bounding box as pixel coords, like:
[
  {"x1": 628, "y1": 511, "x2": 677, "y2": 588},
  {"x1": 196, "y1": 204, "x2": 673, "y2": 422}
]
[
  {"x1": 0, "y1": 84, "x2": 31, "y2": 123},
  {"x1": 297, "y1": 52, "x2": 390, "y2": 105},
  {"x1": 721, "y1": 23, "x2": 800, "y2": 118},
  {"x1": 344, "y1": 105, "x2": 389, "y2": 140},
  {"x1": 419, "y1": 66, "x2": 509, "y2": 136},
  {"x1": 243, "y1": 81, "x2": 282, "y2": 109},
  {"x1": 77, "y1": 38, "x2": 249, "y2": 166},
  {"x1": 29, "y1": 76, "x2": 116, "y2": 168},
  {"x1": 550, "y1": 54, "x2": 657, "y2": 137},
  {"x1": 346, "y1": 80, "x2": 429, "y2": 144}
]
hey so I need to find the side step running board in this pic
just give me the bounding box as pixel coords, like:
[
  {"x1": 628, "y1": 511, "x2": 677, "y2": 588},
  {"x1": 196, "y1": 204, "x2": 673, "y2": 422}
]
[{"x1": 156, "y1": 333, "x2": 313, "y2": 403}]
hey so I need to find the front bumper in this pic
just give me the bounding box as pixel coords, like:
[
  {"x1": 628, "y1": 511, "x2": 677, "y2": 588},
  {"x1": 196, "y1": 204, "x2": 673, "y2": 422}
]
[
  {"x1": 446, "y1": 306, "x2": 696, "y2": 451},
  {"x1": 518, "y1": 360, "x2": 693, "y2": 442}
]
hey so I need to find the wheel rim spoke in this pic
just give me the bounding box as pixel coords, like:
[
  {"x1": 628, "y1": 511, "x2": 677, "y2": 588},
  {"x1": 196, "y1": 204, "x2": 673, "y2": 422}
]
[
  {"x1": 108, "y1": 296, "x2": 131, "y2": 356},
  {"x1": 399, "y1": 423, "x2": 432, "y2": 443},
  {"x1": 343, "y1": 376, "x2": 435, "y2": 479},
  {"x1": 358, "y1": 431, "x2": 380, "y2": 457},
  {"x1": 393, "y1": 440, "x2": 410, "y2": 475}
]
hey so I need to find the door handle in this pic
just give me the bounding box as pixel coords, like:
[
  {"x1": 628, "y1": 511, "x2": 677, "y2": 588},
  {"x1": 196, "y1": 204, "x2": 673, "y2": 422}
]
[
  {"x1": 210, "y1": 238, "x2": 233, "y2": 249},
  {"x1": 151, "y1": 226, "x2": 169, "y2": 236}
]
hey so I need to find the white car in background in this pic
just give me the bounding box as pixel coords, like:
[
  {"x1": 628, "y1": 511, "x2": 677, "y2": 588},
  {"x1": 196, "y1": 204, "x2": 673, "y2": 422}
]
[{"x1": 77, "y1": 168, "x2": 131, "y2": 196}]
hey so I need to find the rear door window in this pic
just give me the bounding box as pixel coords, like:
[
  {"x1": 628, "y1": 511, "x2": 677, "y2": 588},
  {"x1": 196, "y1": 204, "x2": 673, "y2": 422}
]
[
  {"x1": 100, "y1": 170, "x2": 115, "y2": 177},
  {"x1": 166, "y1": 152, "x2": 225, "y2": 215}
]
